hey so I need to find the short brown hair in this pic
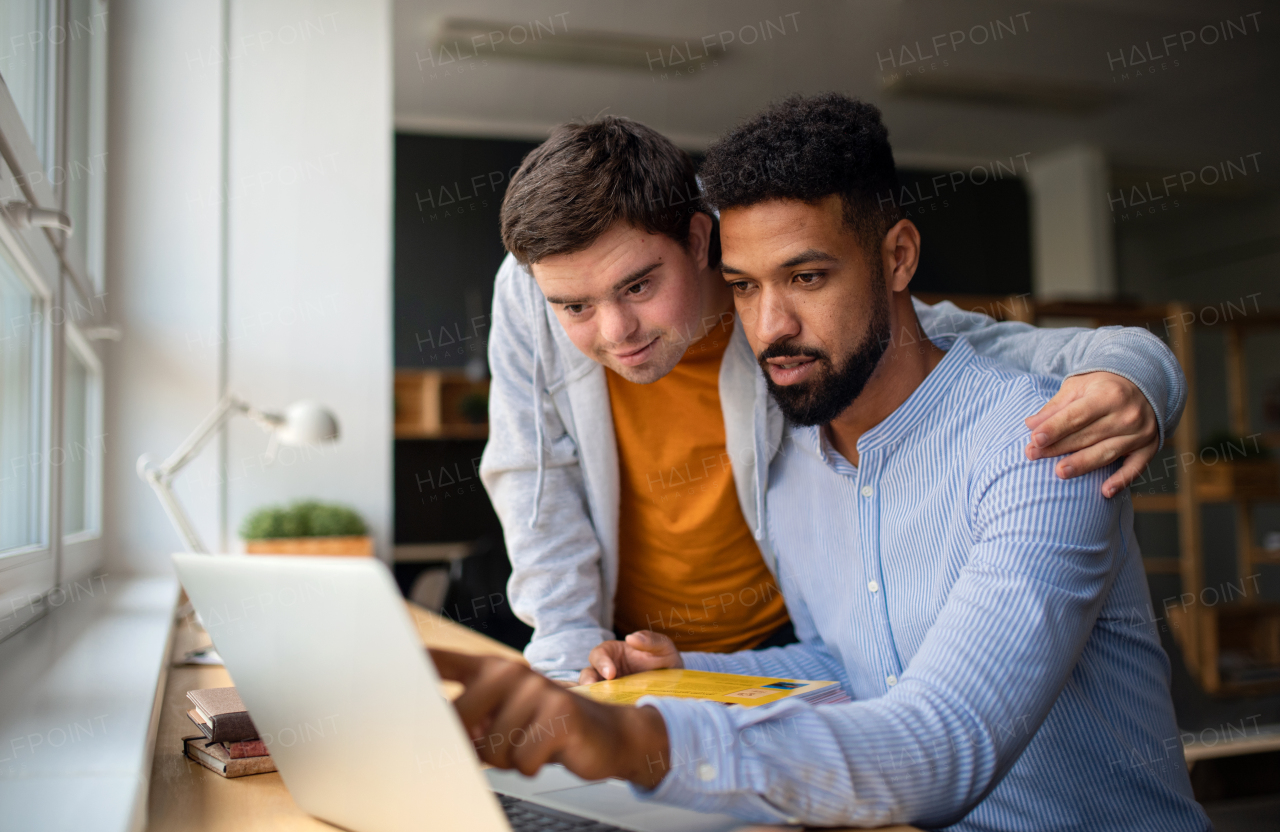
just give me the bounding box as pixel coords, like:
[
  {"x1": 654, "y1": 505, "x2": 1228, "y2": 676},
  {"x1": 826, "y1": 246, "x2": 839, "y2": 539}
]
[{"x1": 500, "y1": 116, "x2": 716, "y2": 266}]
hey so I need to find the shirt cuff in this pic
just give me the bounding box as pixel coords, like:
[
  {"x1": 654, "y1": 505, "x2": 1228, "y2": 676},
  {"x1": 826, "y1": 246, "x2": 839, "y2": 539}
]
[
  {"x1": 629, "y1": 697, "x2": 799, "y2": 824},
  {"x1": 632, "y1": 697, "x2": 742, "y2": 804},
  {"x1": 522, "y1": 626, "x2": 615, "y2": 678},
  {"x1": 1065, "y1": 329, "x2": 1181, "y2": 449}
]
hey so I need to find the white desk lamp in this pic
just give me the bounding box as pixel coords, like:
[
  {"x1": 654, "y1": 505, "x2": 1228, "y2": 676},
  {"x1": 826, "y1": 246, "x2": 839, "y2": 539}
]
[{"x1": 136, "y1": 394, "x2": 340, "y2": 554}]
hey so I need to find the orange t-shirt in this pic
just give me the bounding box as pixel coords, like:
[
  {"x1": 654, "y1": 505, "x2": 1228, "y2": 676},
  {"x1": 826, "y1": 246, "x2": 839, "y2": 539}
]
[{"x1": 606, "y1": 323, "x2": 789, "y2": 653}]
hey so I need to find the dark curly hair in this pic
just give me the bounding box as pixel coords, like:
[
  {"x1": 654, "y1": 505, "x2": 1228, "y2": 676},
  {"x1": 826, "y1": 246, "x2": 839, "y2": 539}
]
[{"x1": 700, "y1": 93, "x2": 901, "y2": 252}]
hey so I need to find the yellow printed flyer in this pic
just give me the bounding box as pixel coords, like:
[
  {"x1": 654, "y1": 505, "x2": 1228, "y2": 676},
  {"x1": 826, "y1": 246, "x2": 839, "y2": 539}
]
[{"x1": 573, "y1": 668, "x2": 845, "y2": 708}]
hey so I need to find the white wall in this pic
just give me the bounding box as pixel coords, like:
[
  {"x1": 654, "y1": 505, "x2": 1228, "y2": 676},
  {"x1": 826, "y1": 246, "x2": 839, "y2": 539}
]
[
  {"x1": 1026, "y1": 146, "x2": 1116, "y2": 300},
  {"x1": 224, "y1": 1, "x2": 393, "y2": 560},
  {"x1": 105, "y1": 0, "x2": 392, "y2": 574},
  {"x1": 104, "y1": 0, "x2": 224, "y2": 573}
]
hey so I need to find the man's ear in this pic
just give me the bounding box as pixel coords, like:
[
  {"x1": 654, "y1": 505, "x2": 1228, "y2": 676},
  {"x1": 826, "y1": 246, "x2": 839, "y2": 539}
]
[
  {"x1": 882, "y1": 219, "x2": 921, "y2": 293},
  {"x1": 688, "y1": 212, "x2": 714, "y2": 271}
]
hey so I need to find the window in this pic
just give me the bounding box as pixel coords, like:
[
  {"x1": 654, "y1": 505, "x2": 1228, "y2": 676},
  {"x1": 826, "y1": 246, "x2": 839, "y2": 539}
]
[
  {"x1": 63, "y1": 0, "x2": 108, "y2": 289},
  {"x1": 0, "y1": 1, "x2": 54, "y2": 167},
  {"x1": 62, "y1": 327, "x2": 101, "y2": 539},
  {"x1": 0, "y1": 0, "x2": 107, "y2": 639},
  {"x1": 0, "y1": 249, "x2": 45, "y2": 553}
]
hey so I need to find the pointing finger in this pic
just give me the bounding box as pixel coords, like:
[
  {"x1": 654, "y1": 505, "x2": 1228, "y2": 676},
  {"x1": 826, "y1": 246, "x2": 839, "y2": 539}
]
[{"x1": 430, "y1": 649, "x2": 484, "y2": 684}]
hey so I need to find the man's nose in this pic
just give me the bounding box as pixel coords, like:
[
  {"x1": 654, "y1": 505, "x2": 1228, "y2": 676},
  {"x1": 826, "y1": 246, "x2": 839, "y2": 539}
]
[
  {"x1": 754, "y1": 287, "x2": 801, "y2": 347},
  {"x1": 598, "y1": 304, "x2": 640, "y2": 346}
]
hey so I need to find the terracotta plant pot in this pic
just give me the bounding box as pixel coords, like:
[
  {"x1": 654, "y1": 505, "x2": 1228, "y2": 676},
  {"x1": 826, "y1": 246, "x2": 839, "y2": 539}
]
[{"x1": 243, "y1": 535, "x2": 373, "y2": 557}]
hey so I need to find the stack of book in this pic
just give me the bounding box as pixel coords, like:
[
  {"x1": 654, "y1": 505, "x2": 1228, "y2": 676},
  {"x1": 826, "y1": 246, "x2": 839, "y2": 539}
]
[{"x1": 183, "y1": 686, "x2": 277, "y2": 778}]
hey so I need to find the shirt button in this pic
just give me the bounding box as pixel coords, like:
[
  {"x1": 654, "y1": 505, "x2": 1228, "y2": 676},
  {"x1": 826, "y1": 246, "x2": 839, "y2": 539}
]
[
  {"x1": 868, "y1": 580, "x2": 879, "y2": 593},
  {"x1": 697, "y1": 763, "x2": 717, "y2": 781},
  {"x1": 886, "y1": 675, "x2": 898, "y2": 686},
  {"x1": 861, "y1": 485, "x2": 873, "y2": 497}
]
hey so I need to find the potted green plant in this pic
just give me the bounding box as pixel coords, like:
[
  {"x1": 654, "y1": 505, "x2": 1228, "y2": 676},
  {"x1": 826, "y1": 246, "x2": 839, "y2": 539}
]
[{"x1": 239, "y1": 500, "x2": 372, "y2": 556}]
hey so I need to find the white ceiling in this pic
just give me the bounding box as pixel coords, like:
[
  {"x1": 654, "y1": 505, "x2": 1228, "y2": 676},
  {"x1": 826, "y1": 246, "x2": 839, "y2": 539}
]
[{"x1": 393, "y1": 0, "x2": 1278, "y2": 186}]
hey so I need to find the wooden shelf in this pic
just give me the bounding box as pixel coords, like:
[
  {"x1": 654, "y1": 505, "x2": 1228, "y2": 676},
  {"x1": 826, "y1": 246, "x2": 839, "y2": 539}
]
[
  {"x1": 931, "y1": 294, "x2": 1280, "y2": 700},
  {"x1": 1032, "y1": 299, "x2": 1175, "y2": 327},
  {"x1": 1184, "y1": 723, "x2": 1280, "y2": 765},
  {"x1": 395, "y1": 424, "x2": 490, "y2": 440},
  {"x1": 1133, "y1": 493, "x2": 1178, "y2": 512},
  {"x1": 1194, "y1": 460, "x2": 1280, "y2": 502},
  {"x1": 1132, "y1": 460, "x2": 1279, "y2": 510},
  {"x1": 910, "y1": 292, "x2": 1034, "y2": 323},
  {"x1": 1168, "y1": 603, "x2": 1280, "y2": 696},
  {"x1": 146, "y1": 601, "x2": 525, "y2": 832},
  {"x1": 394, "y1": 370, "x2": 489, "y2": 439}
]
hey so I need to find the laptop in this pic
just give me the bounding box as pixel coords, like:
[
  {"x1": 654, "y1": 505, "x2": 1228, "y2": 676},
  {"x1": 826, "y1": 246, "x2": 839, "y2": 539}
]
[{"x1": 172, "y1": 553, "x2": 749, "y2": 832}]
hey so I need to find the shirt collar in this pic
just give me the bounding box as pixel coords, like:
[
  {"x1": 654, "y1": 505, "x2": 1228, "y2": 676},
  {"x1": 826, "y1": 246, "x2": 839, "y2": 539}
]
[
  {"x1": 858, "y1": 336, "x2": 974, "y2": 454},
  {"x1": 789, "y1": 336, "x2": 977, "y2": 463}
]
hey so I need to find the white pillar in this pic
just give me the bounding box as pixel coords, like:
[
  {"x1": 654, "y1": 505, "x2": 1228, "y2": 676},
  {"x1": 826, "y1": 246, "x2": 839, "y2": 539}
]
[
  {"x1": 105, "y1": 0, "x2": 391, "y2": 572},
  {"x1": 105, "y1": 0, "x2": 224, "y2": 574},
  {"x1": 1025, "y1": 146, "x2": 1116, "y2": 300},
  {"x1": 225, "y1": 0, "x2": 393, "y2": 561}
]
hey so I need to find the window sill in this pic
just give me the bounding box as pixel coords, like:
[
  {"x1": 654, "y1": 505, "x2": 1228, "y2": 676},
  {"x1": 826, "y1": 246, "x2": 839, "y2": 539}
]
[{"x1": 0, "y1": 574, "x2": 179, "y2": 832}]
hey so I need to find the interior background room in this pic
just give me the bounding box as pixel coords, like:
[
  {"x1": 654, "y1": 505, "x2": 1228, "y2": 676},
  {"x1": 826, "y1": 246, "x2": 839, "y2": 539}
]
[
  {"x1": 390, "y1": 2, "x2": 1280, "y2": 824},
  {"x1": 0, "y1": 1, "x2": 1277, "y2": 829}
]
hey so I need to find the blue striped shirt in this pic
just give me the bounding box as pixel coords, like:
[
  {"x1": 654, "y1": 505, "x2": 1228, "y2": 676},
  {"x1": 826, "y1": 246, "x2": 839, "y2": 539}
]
[{"x1": 637, "y1": 338, "x2": 1209, "y2": 831}]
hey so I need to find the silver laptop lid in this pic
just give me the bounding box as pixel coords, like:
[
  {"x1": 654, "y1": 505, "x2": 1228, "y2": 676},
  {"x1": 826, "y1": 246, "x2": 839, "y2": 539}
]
[{"x1": 173, "y1": 553, "x2": 508, "y2": 832}]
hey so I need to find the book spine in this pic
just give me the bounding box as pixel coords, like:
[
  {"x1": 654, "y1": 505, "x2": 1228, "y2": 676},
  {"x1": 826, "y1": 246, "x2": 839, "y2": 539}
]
[
  {"x1": 184, "y1": 741, "x2": 228, "y2": 776},
  {"x1": 207, "y1": 712, "x2": 259, "y2": 743},
  {"x1": 226, "y1": 739, "x2": 269, "y2": 759},
  {"x1": 184, "y1": 737, "x2": 276, "y2": 778}
]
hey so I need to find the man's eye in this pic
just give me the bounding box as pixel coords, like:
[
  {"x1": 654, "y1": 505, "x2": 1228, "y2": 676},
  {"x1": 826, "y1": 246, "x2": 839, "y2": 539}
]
[
  {"x1": 729, "y1": 281, "x2": 752, "y2": 293},
  {"x1": 625, "y1": 279, "x2": 650, "y2": 296},
  {"x1": 563, "y1": 304, "x2": 585, "y2": 316},
  {"x1": 795, "y1": 272, "x2": 821, "y2": 284}
]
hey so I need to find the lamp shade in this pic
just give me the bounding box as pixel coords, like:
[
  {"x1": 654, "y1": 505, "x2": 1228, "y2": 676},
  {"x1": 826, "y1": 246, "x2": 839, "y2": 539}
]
[{"x1": 275, "y1": 400, "x2": 340, "y2": 446}]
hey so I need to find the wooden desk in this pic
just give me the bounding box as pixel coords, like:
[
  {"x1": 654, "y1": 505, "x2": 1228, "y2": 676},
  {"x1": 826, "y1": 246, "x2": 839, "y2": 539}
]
[{"x1": 146, "y1": 602, "x2": 917, "y2": 832}]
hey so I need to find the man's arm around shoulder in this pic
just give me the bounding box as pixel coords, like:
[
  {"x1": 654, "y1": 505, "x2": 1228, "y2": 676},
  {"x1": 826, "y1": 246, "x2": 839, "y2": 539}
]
[{"x1": 914, "y1": 297, "x2": 1186, "y2": 495}]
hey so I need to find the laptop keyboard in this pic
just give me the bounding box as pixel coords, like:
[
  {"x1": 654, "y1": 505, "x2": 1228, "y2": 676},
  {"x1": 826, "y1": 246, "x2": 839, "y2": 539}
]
[{"x1": 498, "y1": 793, "x2": 629, "y2": 831}]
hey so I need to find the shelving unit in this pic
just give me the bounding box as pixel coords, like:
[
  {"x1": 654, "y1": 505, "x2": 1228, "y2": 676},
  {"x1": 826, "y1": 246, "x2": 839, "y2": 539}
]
[
  {"x1": 919, "y1": 293, "x2": 1280, "y2": 695},
  {"x1": 394, "y1": 369, "x2": 490, "y2": 439}
]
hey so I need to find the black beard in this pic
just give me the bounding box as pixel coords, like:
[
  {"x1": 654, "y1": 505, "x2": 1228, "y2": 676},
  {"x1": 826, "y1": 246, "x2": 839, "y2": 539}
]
[{"x1": 757, "y1": 291, "x2": 892, "y2": 427}]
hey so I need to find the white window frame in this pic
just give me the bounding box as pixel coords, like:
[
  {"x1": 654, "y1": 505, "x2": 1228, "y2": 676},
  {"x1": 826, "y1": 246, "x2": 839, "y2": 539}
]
[
  {"x1": 0, "y1": 0, "x2": 107, "y2": 640},
  {"x1": 60, "y1": 320, "x2": 103, "y2": 579},
  {"x1": 0, "y1": 166, "x2": 57, "y2": 637}
]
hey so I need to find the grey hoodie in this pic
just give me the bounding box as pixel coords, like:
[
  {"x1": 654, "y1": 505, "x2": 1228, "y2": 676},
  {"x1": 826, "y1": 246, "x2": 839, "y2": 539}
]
[{"x1": 479, "y1": 253, "x2": 1185, "y2": 679}]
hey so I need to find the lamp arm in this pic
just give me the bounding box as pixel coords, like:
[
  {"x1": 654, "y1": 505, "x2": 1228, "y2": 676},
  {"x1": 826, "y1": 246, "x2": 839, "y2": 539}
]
[
  {"x1": 137, "y1": 392, "x2": 253, "y2": 554},
  {"x1": 154, "y1": 393, "x2": 249, "y2": 478},
  {"x1": 141, "y1": 471, "x2": 210, "y2": 553},
  {"x1": 136, "y1": 392, "x2": 292, "y2": 555}
]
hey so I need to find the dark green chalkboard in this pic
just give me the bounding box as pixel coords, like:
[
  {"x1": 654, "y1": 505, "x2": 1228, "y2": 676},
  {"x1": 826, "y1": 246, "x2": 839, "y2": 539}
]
[{"x1": 395, "y1": 133, "x2": 540, "y2": 369}]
